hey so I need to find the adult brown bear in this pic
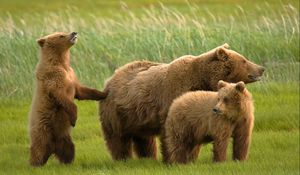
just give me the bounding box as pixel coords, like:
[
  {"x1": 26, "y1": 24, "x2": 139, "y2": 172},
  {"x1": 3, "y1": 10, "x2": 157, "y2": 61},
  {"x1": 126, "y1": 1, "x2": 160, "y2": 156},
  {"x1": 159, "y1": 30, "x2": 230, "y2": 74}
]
[{"x1": 99, "y1": 44, "x2": 264, "y2": 160}]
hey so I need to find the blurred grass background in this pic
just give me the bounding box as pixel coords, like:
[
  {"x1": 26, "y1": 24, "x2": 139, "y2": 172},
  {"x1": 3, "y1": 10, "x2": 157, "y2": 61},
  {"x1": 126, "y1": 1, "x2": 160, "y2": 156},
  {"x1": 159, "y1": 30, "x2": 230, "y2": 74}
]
[
  {"x1": 0, "y1": 0, "x2": 299, "y2": 99},
  {"x1": 0, "y1": 0, "x2": 299, "y2": 174}
]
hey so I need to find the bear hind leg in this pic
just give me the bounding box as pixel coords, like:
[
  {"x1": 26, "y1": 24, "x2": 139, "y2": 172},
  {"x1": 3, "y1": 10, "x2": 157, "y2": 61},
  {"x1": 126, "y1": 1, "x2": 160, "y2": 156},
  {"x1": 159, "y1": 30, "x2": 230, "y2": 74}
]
[
  {"x1": 54, "y1": 135, "x2": 75, "y2": 164},
  {"x1": 29, "y1": 131, "x2": 54, "y2": 166},
  {"x1": 133, "y1": 136, "x2": 157, "y2": 159},
  {"x1": 105, "y1": 135, "x2": 133, "y2": 160}
]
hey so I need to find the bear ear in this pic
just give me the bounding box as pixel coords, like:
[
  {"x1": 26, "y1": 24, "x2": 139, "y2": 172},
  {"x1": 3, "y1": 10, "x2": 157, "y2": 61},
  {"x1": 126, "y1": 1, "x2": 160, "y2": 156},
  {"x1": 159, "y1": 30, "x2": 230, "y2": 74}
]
[
  {"x1": 217, "y1": 80, "x2": 228, "y2": 90},
  {"x1": 216, "y1": 47, "x2": 229, "y2": 61},
  {"x1": 236, "y1": 81, "x2": 245, "y2": 92},
  {"x1": 222, "y1": 43, "x2": 230, "y2": 49},
  {"x1": 37, "y1": 38, "x2": 46, "y2": 47}
]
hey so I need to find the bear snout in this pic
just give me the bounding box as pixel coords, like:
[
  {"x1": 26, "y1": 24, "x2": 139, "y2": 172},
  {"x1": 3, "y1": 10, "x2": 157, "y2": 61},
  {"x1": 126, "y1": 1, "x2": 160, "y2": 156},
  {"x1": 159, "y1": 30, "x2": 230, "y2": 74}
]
[
  {"x1": 248, "y1": 66, "x2": 265, "y2": 82},
  {"x1": 248, "y1": 74, "x2": 260, "y2": 81},
  {"x1": 212, "y1": 107, "x2": 221, "y2": 114},
  {"x1": 259, "y1": 66, "x2": 265, "y2": 74},
  {"x1": 70, "y1": 32, "x2": 78, "y2": 43},
  {"x1": 71, "y1": 32, "x2": 77, "y2": 36}
]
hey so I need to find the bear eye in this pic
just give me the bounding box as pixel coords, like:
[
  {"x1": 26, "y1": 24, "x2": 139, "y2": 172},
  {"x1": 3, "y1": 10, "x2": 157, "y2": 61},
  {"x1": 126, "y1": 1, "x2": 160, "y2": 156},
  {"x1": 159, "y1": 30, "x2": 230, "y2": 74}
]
[
  {"x1": 59, "y1": 35, "x2": 64, "y2": 38},
  {"x1": 223, "y1": 55, "x2": 228, "y2": 61},
  {"x1": 223, "y1": 97, "x2": 229, "y2": 103},
  {"x1": 243, "y1": 60, "x2": 246, "y2": 64}
]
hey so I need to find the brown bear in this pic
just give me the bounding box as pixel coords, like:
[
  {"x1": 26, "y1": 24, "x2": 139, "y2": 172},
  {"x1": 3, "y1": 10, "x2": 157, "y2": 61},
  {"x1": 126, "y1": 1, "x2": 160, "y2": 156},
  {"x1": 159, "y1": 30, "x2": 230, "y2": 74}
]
[
  {"x1": 99, "y1": 44, "x2": 264, "y2": 161},
  {"x1": 29, "y1": 32, "x2": 108, "y2": 166},
  {"x1": 163, "y1": 80, "x2": 254, "y2": 164}
]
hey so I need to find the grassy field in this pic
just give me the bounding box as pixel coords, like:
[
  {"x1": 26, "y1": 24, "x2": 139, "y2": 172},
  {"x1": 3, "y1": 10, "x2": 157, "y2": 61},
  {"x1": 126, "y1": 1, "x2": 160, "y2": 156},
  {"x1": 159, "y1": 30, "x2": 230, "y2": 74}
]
[
  {"x1": 0, "y1": 0, "x2": 299, "y2": 174},
  {"x1": 0, "y1": 83, "x2": 299, "y2": 175}
]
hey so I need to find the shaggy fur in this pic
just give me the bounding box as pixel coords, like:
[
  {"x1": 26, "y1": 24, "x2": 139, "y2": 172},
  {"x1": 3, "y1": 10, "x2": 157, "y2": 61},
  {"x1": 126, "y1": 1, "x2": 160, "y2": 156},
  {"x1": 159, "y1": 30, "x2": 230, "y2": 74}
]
[
  {"x1": 29, "y1": 32, "x2": 108, "y2": 166},
  {"x1": 99, "y1": 44, "x2": 264, "y2": 160},
  {"x1": 164, "y1": 81, "x2": 254, "y2": 164}
]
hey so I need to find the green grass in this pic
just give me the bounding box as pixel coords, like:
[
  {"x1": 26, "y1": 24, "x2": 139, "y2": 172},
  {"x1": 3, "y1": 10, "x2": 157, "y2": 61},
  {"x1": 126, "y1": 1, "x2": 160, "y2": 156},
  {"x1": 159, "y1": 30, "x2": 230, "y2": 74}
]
[
  {"x1": 0, "y1": 131, "x2": 298, "y2": 175},
  {"x1": 0, "y1": 0, "x2": 299, "y2": 174},
  {"x1": 0, "y1": 83, "x2": 299, "y2": 175}
]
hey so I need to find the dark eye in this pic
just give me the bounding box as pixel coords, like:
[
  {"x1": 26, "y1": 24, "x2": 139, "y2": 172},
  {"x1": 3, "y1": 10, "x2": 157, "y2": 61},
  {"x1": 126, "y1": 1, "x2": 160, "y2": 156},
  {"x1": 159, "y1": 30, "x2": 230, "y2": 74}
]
[
  {"x1": 59, "y1": 35, "x2": 64, "y2": 38},
  {"x1": 243, "y1": 60, "x2": 246, "y2": 64},
  {"x1": 224, "y1": 55, "x2": 228, "y2": 61},
  {"x1": 223, "y1": 97, "x2": 229, "y2": 103}
]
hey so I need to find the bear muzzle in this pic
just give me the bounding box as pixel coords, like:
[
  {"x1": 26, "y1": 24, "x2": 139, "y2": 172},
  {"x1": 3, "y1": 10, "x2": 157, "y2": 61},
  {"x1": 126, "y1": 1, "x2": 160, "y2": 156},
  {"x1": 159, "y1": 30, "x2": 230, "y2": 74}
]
[
  {"x1": 70, "y1": 32, "x2": 78, "y2": 44},
  {"x1": 248, "y1": 66, "x2": 265, "y2": 82},
  {"x1": 212, "y1": 107, "x2": 222, "y2": 114}
]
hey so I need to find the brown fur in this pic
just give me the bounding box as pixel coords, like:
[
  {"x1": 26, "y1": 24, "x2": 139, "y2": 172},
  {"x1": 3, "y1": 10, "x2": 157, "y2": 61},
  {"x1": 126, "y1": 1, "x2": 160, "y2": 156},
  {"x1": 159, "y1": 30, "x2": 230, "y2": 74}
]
[
  {"x1": 163, "y1": 81, "x2": 254, "y2": 164},
  {"x1": 99, "y1": 44, "x2": 263, "y2": 160},
  {"x1": 29, "y1": 32, "x2": 108, "y2": 166}
]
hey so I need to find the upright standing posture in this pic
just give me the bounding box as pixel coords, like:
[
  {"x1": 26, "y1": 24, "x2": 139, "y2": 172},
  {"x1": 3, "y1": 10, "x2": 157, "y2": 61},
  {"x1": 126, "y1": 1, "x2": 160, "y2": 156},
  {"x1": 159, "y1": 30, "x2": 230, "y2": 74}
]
[
  {"x1": 29, "y1": 32, "x2": 108, "y2": 166},
  {"x1": 164, "y1": 81, "x2": 254, "y2": 164}
]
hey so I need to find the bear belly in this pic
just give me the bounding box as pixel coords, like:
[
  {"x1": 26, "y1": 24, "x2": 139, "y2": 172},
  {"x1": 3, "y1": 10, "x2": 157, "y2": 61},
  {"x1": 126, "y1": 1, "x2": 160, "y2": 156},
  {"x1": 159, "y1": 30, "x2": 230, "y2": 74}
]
[{"x1": 116, "y1": 106, "x2": 161, "y2": 136}]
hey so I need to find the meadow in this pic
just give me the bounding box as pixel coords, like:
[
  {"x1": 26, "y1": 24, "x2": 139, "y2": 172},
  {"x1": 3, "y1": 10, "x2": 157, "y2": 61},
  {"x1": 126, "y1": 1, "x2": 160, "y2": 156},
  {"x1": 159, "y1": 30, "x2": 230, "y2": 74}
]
[{"x1": 0, "y1": 0, "x2": 299, "y2": 174}]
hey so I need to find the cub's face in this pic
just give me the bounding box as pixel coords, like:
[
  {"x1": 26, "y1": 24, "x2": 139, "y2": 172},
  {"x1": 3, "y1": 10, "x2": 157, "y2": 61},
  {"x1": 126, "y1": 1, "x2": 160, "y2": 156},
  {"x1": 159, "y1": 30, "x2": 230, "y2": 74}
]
[
  {"x1": 37, "y1": 32, "x2": 78, "y2": 51},
  {"x1": 212, "y1": 80, "x2": 246, "y2": 119}
]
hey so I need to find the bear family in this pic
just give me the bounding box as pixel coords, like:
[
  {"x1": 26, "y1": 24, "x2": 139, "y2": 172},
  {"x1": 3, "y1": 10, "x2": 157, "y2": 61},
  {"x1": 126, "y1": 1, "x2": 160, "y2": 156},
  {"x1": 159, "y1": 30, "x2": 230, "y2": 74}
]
[
  {"x1": 163, "y1": 81, "x2": 254, "y2": 164},
  {"x1": 99, "y1": 44, "x2": 264, "y2": 160},
  {"x1": 29, "y1": 32, "x2": 108, "y2": 166}
]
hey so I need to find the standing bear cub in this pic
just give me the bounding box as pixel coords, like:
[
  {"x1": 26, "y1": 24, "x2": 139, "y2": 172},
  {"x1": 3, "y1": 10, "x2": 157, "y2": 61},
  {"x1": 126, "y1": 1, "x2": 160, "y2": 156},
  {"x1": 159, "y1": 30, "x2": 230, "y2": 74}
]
[
  {"x1": 100, "y1": 44, "x2": 264, "y2": 161},
  {"x1": 164, "y1": 81, "x2": 254, "y2": 164},
  {"x1": 29, "y1": 32, "x2": 108, "y2": 166}
]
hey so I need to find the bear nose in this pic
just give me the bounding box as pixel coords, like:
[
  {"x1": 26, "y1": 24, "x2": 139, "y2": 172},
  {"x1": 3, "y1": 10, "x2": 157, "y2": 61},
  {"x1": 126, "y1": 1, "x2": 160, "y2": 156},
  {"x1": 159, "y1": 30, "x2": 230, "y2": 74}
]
[
  {"x1": 259, "y1": 66, "x2": 265, "y2": 74},
  {"x1": 212, "y1": 107, "x2": 219, "y2": 113},
  {"x1": 71, "y1": 32, "x2": 77, "y2": 36}
]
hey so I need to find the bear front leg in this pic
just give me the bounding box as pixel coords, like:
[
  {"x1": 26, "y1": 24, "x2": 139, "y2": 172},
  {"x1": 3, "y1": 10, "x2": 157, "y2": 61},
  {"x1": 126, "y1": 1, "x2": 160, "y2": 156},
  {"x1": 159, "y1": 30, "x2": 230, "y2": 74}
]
[
  {"x1": 213, "y1": 138, "x2": 229, "y2": 162},
  {"x1": 168, "y1": 143, "x2": 198, "y2": 164},
  {"x1": 46, "y1": 76, "x2": 78, "y2": 127},
  {"x1": 75, "y1": 84, "x2": 108, "y2": 101},
  {"x1": 133, "y1": 136, "x2": 157, "y2": 159},
  {"x1": 189, "y1": 144, "x2": 201, "y2": 162},
  {"x1": 160, "y1": 127, "x2": 180, "y2": 163},
  {"x1": 160, "y1": 130, "x2": 169, "y2": 163},
  {"x1": 50, "y1": 91, "x2": 77, "y2": 127},
  {"x1": 60, "y1": 100, "x2": 77, "y2": 127},
  {"x1": 233, "y1": 119, "x2": 253, "y2": 161}
]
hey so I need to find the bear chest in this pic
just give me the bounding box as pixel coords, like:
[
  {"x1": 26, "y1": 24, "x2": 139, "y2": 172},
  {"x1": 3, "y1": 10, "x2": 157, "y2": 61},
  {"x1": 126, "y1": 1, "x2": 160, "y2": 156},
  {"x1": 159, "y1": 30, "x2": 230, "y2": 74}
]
[
  {"x1": 65, "y1": 69, "x2": 76, "y2": 83},
  {"x1": 64, "y1": 69, "x2": 76, "y2": 97}
]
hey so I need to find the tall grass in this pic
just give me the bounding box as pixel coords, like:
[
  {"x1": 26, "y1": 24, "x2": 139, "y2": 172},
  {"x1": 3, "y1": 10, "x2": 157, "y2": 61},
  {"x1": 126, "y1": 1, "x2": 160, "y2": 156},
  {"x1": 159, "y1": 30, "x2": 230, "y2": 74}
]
[{"x1": 0, "y1": 2, "x2": 299, "y2": 99}]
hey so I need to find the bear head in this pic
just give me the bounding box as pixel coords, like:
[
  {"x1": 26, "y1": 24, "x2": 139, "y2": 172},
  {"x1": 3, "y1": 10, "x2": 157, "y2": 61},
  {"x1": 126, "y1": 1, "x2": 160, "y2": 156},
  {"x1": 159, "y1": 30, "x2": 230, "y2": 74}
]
[
  {"x1": 37, "y1": 32, "x2": 78, "y2": 53},
  {"x1": 215, "y1": 44, "x2": 265, "y2": 84},
  {"x1": 213, "y1": 80, "x2": 251, "y2": 121}
]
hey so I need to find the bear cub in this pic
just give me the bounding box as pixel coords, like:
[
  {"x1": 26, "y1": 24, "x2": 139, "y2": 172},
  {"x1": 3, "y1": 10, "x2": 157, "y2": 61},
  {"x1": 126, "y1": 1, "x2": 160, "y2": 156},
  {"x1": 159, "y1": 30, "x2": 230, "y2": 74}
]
[
  {"x1": 163, "y1": 80, "x2": 254, "y2": 164},
  {"x1": 29, "y1": 32, "x2": 108, "y2": 166}
]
